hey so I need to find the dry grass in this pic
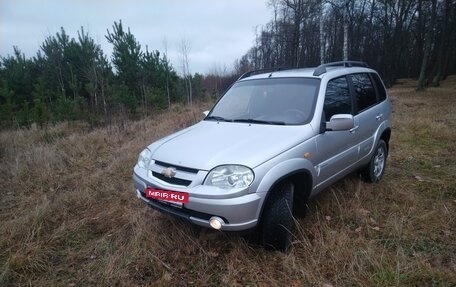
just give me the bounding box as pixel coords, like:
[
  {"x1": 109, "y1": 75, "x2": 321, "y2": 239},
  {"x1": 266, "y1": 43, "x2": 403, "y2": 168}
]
[{"x1": 1, "y1": 78, "x2": 456, "y2": 286}]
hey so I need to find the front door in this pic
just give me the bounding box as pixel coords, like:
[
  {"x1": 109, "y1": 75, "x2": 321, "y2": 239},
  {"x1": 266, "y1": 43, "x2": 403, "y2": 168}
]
[{"x1": 315, "y1": 76, "x2": 358, "y2": 188}]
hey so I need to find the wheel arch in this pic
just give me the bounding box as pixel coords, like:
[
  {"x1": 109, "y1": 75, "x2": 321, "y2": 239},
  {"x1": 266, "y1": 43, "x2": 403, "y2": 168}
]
[
  {"x1": 380, "y1": 128, "x2": 391, "y2": 151},
  {"x1": 258, "y1": 168, "x2": 313, "y2": 221}
]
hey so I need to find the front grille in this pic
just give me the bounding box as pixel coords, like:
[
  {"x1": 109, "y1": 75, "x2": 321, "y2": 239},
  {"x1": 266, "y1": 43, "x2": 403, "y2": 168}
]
[
  {"x1": 152, "y1": 171, "x2": 192, "y2": 186},
  {"x1": 154, "y1": 160, "x2": 198, "y2": 174},
  {"x1": 149, "y1": 160, "x2": 200, "y2": 187}
]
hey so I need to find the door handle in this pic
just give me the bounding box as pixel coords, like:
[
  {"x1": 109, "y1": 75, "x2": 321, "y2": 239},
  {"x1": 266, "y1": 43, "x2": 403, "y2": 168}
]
[
  {"x1": 376, "y1": 114, "x2": 384, "y2": 121},
  {"x1": 350, "y1": 126, "x2": 359, "y2": 133}
]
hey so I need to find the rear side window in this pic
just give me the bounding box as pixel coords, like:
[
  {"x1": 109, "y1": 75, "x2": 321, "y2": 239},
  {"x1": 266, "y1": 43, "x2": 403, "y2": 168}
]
[
  {"x1": 350, "y1": 73, "x2": 376, "y2": 112},
  {"x1": 371, "y1": 73, "x2": 387, "y2": 102},
  {"x1": 324, "y1": 76, "x2": 352, "y2": 120}
]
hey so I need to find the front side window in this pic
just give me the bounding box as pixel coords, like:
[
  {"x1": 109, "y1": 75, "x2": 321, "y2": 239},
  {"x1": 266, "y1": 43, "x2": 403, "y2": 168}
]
[
  {"x1": 324, "y1": 76, "x2": 352, "y2": 120},
  {"x1": 207, "y1": 78, "x2": 320, "y2": 125},
  {"x1": 351, "y1": 73, "x2": 377, "y2": 112}
]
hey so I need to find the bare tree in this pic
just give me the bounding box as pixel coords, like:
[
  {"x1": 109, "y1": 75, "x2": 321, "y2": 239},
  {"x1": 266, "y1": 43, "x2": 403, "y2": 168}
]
[
  {"x1": 180, "y1": 38, "x2": 192, "y2": 105},
  {"x1": 431, "y1": 0, "x2": 453, "y2": 86},
  {"x1": 417, "y1": 0, "x2": 437, "y2": 91},
  {"x1": 268, "y1": 0, "x2": 281, "y2": 66},
  {"x1": 284, "y1": 0, "x2": 304, "y2": 67},
  {"x1": 326, "y1": 0, "x2": 352, "y2": 61},
  {"x1": 342, "y1": 0, "x2": 349, "y2": 61},
  {"x1": 320, "y1": 1, "x2": 326, "y2": 64},
  {"x1": 208, "y1": 63, "x2": 229, "y2": 98},
  {"x1": 163, "y1": 37, "x2": 171, "y2": 108}
]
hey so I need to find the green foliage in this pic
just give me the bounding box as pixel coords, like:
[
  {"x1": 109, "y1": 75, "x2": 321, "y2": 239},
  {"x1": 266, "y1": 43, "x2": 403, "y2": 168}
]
[
  {"x1": 53, "y1": 95, "x2": 75, "y2": 121},
  {"x1": 31, "y1": 98, "x2": 49, "y2": 126},
  {"x1": 0, "y1": 20, "x2": 194, "y2": 129},
  {"x1": 1, "y1": 47, "x2": 35, "y2": 105},
  {"x1": 15, "y1": 102, "x2": 31, "y2": 127},
  {"x1": 192, "y1": 73, "x2": 205, "y2": 101},
  {"x1": 0, "y1": 82, "x2": 15, "y2": 128},
  {"x1": 106, "y1": 20, "x2": 142, "y2": 97},
  {"x1": 146, "y1": 87, "x2": 168, "y2": 110},
  {"x1": 108, "y1": 83, "x2": 137, "y2": 114}
]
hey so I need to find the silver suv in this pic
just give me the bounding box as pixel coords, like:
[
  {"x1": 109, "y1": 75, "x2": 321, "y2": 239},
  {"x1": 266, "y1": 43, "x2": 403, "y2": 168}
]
[{"x1": 133, "y1": 61, "x2": 392, "y2": 250}]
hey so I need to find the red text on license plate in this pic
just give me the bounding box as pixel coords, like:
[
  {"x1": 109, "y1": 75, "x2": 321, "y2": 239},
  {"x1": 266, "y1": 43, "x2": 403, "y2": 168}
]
[{"x1": 145, "y1": 188, "x2": 189, "y2": 204}]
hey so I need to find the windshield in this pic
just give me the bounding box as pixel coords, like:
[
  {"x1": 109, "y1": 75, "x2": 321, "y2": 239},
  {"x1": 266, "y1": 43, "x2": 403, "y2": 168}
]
[{"x1": 206, "y1": 78, "x2": 320, "y2": 125}]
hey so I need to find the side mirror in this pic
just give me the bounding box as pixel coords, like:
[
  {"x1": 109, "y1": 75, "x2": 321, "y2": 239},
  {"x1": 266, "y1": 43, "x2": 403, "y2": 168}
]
[
  {"x1": 326, "y1": 114, "x2": 354, "y2": 131},
  {"x1": 203, "y1": 110, "x2": 209, "y2": 117}
]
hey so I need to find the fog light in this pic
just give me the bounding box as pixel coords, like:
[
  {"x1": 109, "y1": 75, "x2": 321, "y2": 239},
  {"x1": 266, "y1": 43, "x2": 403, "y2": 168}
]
[{"x1": 209, "y1": 216, "x2": 224, "y2": 230}]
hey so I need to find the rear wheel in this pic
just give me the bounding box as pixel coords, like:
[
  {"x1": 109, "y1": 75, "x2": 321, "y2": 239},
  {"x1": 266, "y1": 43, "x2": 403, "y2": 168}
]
[
  {"x1": 360, "y1": 139, "x2": 388, "y2": 183},
  {"x1": 261, "y1": 181, "x2": 294, "y2": 251}
]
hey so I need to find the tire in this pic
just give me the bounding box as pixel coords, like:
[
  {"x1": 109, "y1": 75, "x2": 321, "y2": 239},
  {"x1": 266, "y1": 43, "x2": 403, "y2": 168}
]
[
  {"x1": 360, "y1": 139, "x2": 388, "y2": 183},
  {"x1": 261, "y1": 181, "x2": 294, "y2": 251}
]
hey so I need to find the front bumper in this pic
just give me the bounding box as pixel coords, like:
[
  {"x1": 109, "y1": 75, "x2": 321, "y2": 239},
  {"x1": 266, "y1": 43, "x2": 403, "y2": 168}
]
[{"x1": 133, "y1": 169, "x2": 265, "y2": 231}]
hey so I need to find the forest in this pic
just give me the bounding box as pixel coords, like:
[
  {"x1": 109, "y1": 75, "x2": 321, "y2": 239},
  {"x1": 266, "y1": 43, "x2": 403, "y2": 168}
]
[
  {"x1": 1, "y1": 0, "x2": 455, "y2": 128},
  {"x1": 238, "y1": 0, "x2": 456, "y2": 87}
]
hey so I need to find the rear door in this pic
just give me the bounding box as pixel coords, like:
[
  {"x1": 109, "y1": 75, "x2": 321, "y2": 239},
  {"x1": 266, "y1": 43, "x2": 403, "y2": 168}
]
[{"x1": 348, "y1": 73, "x2": 385, "y2": 161}]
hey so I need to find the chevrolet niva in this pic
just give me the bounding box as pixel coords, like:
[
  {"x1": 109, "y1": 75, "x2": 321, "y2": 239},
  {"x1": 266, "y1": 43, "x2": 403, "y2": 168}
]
[{"x1": 133, "y1": 61, "x2": 392, "y2": 250}]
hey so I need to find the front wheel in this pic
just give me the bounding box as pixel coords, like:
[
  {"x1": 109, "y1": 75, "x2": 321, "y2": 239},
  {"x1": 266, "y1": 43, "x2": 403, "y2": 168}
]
[
  {"x1": 261, "y1": 181, "x2": 294, "y2": 251},
  {"x1": 360, "y1": 139, "x2": 388, "y2": 183}
]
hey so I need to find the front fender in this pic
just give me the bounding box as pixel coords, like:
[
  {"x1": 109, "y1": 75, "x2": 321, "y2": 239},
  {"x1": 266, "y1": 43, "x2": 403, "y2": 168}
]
[{"x1": 256, "y1": 158, "x2": 316, "y2": 194}]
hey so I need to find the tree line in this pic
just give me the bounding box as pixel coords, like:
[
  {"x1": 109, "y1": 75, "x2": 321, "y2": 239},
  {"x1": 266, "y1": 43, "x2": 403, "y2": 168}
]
[
  {"x1": 0, "y1": 20, "x2": 227, "y2": 128},
  {"x1": 2, "y1": 1, "x2": 456, "y2": 128},
  {"x1": 236, "y1": 0, "x2": 456, "y2": 88}
]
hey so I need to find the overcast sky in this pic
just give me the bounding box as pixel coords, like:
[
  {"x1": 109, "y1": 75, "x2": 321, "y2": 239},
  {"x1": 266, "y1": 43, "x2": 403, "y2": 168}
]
[{"x1": 0, "y1": 0, "x2": 271, "y2": 74}]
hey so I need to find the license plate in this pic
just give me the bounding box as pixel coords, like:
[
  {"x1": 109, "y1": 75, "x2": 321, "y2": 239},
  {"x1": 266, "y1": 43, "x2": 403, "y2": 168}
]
[{"x1": 145, "y1": 187, "x2": 189, "y2": 204}]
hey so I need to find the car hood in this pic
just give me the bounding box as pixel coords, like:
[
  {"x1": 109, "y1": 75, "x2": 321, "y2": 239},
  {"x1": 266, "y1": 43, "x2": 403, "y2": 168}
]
[{"x1": 149, "y1": 120, "x2": 312, "y2": 171}]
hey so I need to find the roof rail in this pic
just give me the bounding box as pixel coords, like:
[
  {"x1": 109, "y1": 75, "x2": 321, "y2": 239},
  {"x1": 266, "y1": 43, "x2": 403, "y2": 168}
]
[
  {"x1": 237, "y1": 67, "x2": 294, "y2": 80},
  {"x1": 313, "y1": 61, "x2": 369, "y2": 76}
]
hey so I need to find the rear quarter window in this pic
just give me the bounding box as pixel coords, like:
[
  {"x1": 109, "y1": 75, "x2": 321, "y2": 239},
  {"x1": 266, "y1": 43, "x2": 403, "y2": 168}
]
[{"x1": 371, "y1": 73, "x2": 387, "y2": 102}]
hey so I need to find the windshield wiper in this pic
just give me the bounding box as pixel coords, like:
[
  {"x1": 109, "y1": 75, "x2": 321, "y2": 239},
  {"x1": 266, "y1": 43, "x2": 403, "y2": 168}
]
[
  {"x1": 205, "y1": 115, "x2": 233, "y2": 122},
  {"x1": 232, "y1": 118, "x2": 286, "y2": 125}
]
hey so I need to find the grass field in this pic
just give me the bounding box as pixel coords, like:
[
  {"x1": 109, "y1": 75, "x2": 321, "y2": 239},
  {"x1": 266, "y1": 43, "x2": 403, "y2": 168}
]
[{"x1": 1, "y1": 77, "x2": 455, "y2": 286}]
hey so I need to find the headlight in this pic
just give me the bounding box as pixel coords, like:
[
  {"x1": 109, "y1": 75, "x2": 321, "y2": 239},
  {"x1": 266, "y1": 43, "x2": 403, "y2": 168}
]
[
  {"x1": 137, "y1": 148, "x2": 152, "y2": 169},
  {"x1": 204, "y1": 165, "x2": 254, "y2": 189}
]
